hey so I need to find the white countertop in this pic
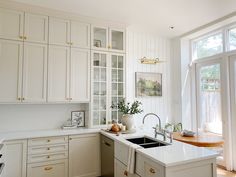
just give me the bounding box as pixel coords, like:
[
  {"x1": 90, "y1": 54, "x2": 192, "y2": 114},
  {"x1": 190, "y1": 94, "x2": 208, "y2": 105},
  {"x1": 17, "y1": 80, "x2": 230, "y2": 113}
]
[
  {"x1": 0, "y1": 128, "x2": 219, "y2": 167},
  {"x1": 100, "y1": 130, "x2": 219, "y2": 167},
  {"x1": 0, "y1": 128, "x2": 100, "y2": 141}
]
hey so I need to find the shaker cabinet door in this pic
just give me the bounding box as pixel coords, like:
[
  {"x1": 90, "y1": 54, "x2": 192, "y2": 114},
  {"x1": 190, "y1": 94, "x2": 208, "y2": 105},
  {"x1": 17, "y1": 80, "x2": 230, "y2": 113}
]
[
  {"x1": 0, "y1": 39, "x2": 23, "y2": 103},
  {"x1": 70, "y1": 48, "x2": 90, "y2": 102},
  {"x1": 24, "y1": 13, "x2": 49, "y2": 44},
  {"x1": 22, "y1": 43, "x2": 47, "y2": 102},
  {"x1": 48, "y1": 45, "x2": 70, "y2": 102},
  {"x1": 0, "y1": 8, "x2": 24, "y2": 41}
]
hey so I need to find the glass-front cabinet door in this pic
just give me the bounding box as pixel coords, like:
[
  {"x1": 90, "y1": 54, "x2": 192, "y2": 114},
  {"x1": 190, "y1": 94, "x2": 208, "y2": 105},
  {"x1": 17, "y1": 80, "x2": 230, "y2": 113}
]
[
  {"x1": 109, "y1": 28, "x2": 125, "y2": 53},
  {"x1": 91, "y1": 51, "x2": 108, "y2": 126},
  {"x1": 91, "y1": 26, "x2": 125, "y2": 53},
  {"x1": 91, "y1": 26, "x2": 108, "y2": 51},
  {"x1": 91, "y1": 51, "x2": 125, "y2": 127},
  {"x1": 111, "y1": 54, "x2": 125, "y2": 123}
]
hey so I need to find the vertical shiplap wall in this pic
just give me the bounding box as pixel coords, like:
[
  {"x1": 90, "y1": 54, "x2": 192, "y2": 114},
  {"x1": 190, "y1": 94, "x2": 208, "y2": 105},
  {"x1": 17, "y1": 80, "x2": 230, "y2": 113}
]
[{"x1": 126, "y1": 28, "x2": 172, "y2": 128}]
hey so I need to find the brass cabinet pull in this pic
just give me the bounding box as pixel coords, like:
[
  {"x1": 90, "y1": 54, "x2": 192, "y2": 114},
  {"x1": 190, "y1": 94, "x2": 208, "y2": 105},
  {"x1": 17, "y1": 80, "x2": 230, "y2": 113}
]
[
  {"x1": 47, "y1": 155, "x2": 50, "y2": 159},
  {"x1": 19, "y1": 36, "x2": 23, "y2": 39},
  {"x1": 44, "y1": 167, "x2": 53, "y2": 171},
  {"x1": 124, "y1": 170, "x2": 128, "y2": 176},
  {"x1": 24, "y1": 36, "x2": 27, "y2": 40},
  {"x1": 22, "y1": 98, "x2": 25, "y2": 100},
  {"x1": 70, "y1": 42, "x2": 73, "y2": 45},
  {"x1": 108, "y1": 45, "x2": 111, "y2": 49},
  {"x1": 47, "y1": 139, "x2": 51, "y2": 143},
  {"x1": 47, "y1": 147, "x2": 50, "y2": 150},
  {"x1": 149, "y1": 168, "x2": 156, "y2": 174},
  {"x1": 17, "y1": 98, "x2": 21, "y2": 101},
  {"x1": 69, "y1": 138, "x2": 72, "y2": 140}
]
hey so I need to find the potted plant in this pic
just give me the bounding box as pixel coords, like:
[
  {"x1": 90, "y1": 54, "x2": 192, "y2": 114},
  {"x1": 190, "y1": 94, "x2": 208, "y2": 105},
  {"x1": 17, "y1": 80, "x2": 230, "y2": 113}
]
[{"x1": 111, "y1": 98, "x2": 143, "y2": 130}]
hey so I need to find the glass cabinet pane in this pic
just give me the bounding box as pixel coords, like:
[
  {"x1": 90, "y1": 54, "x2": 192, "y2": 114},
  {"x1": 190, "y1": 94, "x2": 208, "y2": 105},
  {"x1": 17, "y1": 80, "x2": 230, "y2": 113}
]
[
  {"x1": 118, "y1": 83, "x2": 123, "y2": 95},
  {"x1": 111, "y1": 30, "x2": 124, "y2": 51},
  {"x1": 118, "y1": 70, "x2": 123, "y2": 82},
  {"x1": 112, "y1": 69, "x2": 118, "y2": 82},
  {"x1": 118, "y1": 56, "x2": 123, "y2": 68},
  {"x1": 112, "y1": 55, "x2": 118, "y2": 68},
  {"x1": 93, "y1": 27, "x2": 107, "y2": 48},
  {"x1": 100, "y1": 111, "x2": 106, "y2": 125}
]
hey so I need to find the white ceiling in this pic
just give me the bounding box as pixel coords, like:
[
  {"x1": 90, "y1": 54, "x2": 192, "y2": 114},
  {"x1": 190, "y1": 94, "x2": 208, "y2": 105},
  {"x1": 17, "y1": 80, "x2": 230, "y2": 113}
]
[{"x1": 12, "y1": 0, "x2": 236, "y2": 37}]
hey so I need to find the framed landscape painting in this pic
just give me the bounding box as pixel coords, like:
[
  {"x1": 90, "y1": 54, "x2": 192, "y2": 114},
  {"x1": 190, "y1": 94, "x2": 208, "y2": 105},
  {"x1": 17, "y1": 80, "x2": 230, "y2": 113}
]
[{"x1": 135, "y1": 72, "x2": 162, "y2": 97}]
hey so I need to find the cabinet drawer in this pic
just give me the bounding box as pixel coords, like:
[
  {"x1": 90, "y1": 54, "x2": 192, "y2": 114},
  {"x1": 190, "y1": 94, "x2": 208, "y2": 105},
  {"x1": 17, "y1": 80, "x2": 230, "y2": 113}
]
[
  {"x1": 28, "y1": 144, "x2": 68, "y2": 155},
  {"x1": 28, "y1": 152, "x2": 68, "y2": 163},
  {"x1": 27, "y1": 159, "x2": 68, "y2": 177},
  {"x1": 114, "y1": 141, "x2": 129, "y2": 166},
  {"x1": 28, "y1": 136, "x2": 68, "y2": 146},
  {"x1": 144, "y1": 159, "x2": 164, "y2": 177}
]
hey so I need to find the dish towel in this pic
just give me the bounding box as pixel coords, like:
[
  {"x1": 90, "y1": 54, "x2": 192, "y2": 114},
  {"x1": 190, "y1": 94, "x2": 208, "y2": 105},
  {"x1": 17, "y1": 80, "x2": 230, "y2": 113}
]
[{"x1": 127, "y1": 144, "x2": 140, "y2": 174}]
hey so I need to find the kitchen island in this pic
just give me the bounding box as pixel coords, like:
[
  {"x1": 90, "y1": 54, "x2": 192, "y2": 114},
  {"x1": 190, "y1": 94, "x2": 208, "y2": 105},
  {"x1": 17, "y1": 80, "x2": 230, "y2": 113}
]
[{"x1": 101, "y1": 130, "x2": 218, "y2": 177}]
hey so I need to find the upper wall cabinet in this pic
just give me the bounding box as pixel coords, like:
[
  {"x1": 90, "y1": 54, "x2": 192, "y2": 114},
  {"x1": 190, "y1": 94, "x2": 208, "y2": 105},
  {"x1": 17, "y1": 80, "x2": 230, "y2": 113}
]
[
  {"x1": 0, "y1": 8, "x2": 24, "y2": 41},
  {"x1": 0, "y1": 39, "x2": 47, "y2": 103},
  {"x1": 49, "y1": 17, "x2": 90, "y2": 48},
  {"x1": 71, "y1": 21, "x2": 90, "y2": 49},
  {"x1": 24, "y1": 13, "x2": 48, "y2": 44},
  {"x1": 91, "y1": 25, "x2": 125, "y2": 53},
  {"x1": 0, "y1": 8, "x2": 48, "y2": 43}
]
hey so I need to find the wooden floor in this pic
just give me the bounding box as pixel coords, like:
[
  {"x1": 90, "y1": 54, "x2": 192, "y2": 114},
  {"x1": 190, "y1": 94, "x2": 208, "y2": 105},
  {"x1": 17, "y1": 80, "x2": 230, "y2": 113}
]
[{"x1": 218, "y1": 168, "x2": 236, "y2": 177}]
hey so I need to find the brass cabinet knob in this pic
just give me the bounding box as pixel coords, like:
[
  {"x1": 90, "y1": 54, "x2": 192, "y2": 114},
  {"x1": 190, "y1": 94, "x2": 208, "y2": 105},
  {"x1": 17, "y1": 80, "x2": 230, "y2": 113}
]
[
  {"x1": 108, "y1": 45, "x2": 111, "y2": 49},
  {"x1": 44, "y1": 167, "x2": 53, "y2": 171},
  {"x1": 47, "y1": 147, "x2": 50, "y2": 150},
  {"x1": 19, "y1": 36, "x2": 23, "y2": 39},
  {"x1": 70, "y1": 42, "x2": 73, "y2": 45},
  {"x1": 47, "y1": 139, "x2": 51, "y2": 143},
  {"x1": 17, "y1": 98, "x2": 21, "y2": 101},
  {"x1": 124, "y1": 170, "x2": 128, "y2": 176},
  {"x1": 67, "y1": 42, "x2": 71, "y2": 45},
  {"x1": 149, "y1": 168, "x2": 156, "y2": 174},
  {"x1": 24, "y1": 36, "x2": 27, "y2": 40},
  {"x1": 47, "y1": 155, "x2": 50, "y2": 159},
  {"x1": 69, "y1": 138, "x2": 72, "y2": 140},
  {"x1": 22, "y1": 98, "x2": 25, "y2": 100}
]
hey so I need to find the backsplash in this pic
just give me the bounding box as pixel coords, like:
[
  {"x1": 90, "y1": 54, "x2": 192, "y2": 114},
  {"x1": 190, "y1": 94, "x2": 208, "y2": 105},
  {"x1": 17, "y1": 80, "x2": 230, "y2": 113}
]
[{"x1": 0, "y1": 104, "x2": 89, "y2": 132}]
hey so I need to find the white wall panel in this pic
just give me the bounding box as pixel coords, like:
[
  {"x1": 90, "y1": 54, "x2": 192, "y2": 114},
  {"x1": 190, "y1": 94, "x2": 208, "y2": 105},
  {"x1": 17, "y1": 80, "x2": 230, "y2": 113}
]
[{"x1": 126, "y1": 28, "x2": 172, "y2": 129}]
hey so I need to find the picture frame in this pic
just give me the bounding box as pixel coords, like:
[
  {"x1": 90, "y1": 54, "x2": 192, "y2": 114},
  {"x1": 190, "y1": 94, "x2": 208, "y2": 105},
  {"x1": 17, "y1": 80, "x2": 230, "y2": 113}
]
[
  {"x1": 71, "y1": 111, "x2": 85, "y2": 127},
  {"x1": 135, "y1": 72, "x2": 162, "y2": 97},
  {"x1": 94, "y1": 39, "x2": 102, "y2": 48}
]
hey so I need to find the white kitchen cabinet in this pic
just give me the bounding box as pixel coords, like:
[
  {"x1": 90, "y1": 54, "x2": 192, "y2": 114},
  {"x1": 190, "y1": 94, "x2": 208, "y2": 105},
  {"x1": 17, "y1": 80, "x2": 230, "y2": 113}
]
[
  {"x1": 4, "y1": 140, "x2": 27, "y2": 177},
  {"x1": 71, "y1": 21, "x2": 90, "y2": 49},
  {"x1": 0, "y1": 8, "x2": 24, "y2": 41},
  {"x1": 91, "y1": 26, "x2": 125, "y2": 53},
  {"x1": 0, "y1": 39, "x2": 23, "y2": 103},
  {"x1": 24, "y1": 13, "x2": 48, "y2": 44},
  {"x1": 115, "y1": 159, "x2": 139, "y2": 177},
  {"x1": 70, "y1": 48, "x2": 90, "y2": 102},
  {"x1": 48, "y1": 45, "x2": 70, "y2": 102},
  {"x1": 0, "y1": 39, "x2": 47, "y2": 103},
  {"x1": 27, "y1": 159, "x2": 68, "y2": 177},
  {"x1": 91, "y1": 51, "x2": 125, "y2": 127},
  {"x1": 69, "y1": 134, "x2": 101, "y2": 177},
  {"x1": 48, "y1": 45, "x2": 90, "y2": 103},
  {"x1": 22, "y1": 42, "x2": 47, "y2": 102},
  {"x1": 49, "y1": 17, "x2": 71, "y2": 46}
]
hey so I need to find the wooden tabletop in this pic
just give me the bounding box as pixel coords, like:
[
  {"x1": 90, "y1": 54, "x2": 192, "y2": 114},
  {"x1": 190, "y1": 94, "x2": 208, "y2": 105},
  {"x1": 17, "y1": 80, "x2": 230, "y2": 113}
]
[{"x1": 173, "y1": 132, "x2": 224, "y2": 147}]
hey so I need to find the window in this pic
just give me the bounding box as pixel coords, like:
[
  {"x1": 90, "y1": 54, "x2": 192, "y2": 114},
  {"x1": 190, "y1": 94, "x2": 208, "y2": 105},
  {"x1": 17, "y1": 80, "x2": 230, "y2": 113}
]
[
  {"x1": 193, "y1": 33, "x2": 223, "y2": 60},
  {"x1": 229, "y1": 27, "x2": 236, "y2": 51}
]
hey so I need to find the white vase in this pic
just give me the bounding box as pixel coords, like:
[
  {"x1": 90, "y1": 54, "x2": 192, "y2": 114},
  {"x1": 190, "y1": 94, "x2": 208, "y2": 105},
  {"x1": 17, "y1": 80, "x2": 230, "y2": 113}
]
[{"x1": 121, "y1": 114, "x2": 134, "y2": 130}]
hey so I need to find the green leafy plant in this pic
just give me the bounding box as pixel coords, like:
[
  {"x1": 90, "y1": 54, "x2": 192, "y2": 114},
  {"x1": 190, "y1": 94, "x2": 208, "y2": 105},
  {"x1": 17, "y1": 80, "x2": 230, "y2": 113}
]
[{"x1": 111, "y1": 98, "x2": 143, "y2": 115}]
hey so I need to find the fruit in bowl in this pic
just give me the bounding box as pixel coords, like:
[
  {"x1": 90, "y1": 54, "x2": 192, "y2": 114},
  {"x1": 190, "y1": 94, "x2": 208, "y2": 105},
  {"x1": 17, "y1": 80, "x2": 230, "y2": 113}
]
[{"x1": 111, "y1": 124, "x2": 121, "y2": 132}]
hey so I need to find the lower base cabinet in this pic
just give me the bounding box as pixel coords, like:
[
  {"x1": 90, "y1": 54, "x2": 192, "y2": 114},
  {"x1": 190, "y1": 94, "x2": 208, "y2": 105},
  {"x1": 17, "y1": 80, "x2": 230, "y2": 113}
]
[
  {"x1": 27, "y1": 159, "x2": 68, "y2": 177},
  {"x1": 69, "y1": 133, "x2": 101, "y2": 177},
  {"x1": 115, "y1": 159, "x2": 139, "y2": 177},
  {"x1": 4, "y1": 140, "x2": 27, "y2": 177}
]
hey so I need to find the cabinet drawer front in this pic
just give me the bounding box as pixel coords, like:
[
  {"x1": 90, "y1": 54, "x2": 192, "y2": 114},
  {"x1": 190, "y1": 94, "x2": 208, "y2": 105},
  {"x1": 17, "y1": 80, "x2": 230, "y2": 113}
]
[
  {"x1": 114, "y1": 142, "x2": 129, "y2": 165},
  {"x1": 28, "y1": 136, "x2": 68, "y2": 146},
  {"x1": 144, "y1": 161, "x2": 164, "y2": 177},
  {"x1": 28, "y1": 152, "x2": 68, "y2": 163},
  {"x1": 28, "y1": 144, "x2": 68, "y2": 155},
  {"x1": 27, "y1": 159, "x2": 68, "y2": 177}
]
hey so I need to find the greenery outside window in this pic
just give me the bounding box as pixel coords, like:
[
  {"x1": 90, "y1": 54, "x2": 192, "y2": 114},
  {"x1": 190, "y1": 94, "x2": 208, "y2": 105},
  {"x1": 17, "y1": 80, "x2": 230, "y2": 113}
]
[
  {"x1": 192, "y1": 32, "x2": 223, "y2": 60},
  {"x1": 229, "y1": 27, "x2": 236, "y2": 51}
]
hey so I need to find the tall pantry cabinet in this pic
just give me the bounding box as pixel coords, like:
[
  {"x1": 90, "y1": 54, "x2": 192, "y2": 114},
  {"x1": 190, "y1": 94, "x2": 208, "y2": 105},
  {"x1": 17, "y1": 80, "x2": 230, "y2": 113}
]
[{"x1": 0, "y1": 9, "x2": 48, "y2": 103}]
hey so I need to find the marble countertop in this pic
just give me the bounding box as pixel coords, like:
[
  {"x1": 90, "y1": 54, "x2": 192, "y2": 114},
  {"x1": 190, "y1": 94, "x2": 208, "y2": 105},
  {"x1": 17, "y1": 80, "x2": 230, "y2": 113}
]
[
  {"x1": 0, "y1": 128, "x2": 100, "y2": 141},
  {"x1": 100, "y1": 130, "x2": 219, "y2": 167},
  {"x1": 0, "y1": 128, "x2": 218, "y2": 167}
]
